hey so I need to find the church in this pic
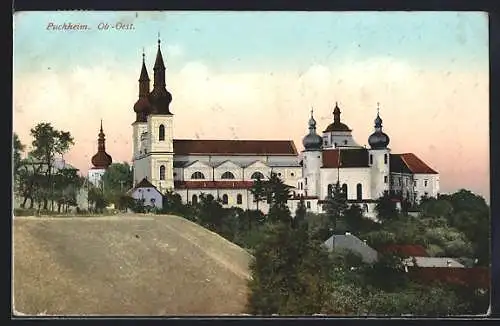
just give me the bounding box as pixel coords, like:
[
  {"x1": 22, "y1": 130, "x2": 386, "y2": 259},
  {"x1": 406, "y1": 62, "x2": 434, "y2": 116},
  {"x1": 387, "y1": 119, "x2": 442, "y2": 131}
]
[{"x1": 129, "y1": 39, "x2": 440, "y2": 218}]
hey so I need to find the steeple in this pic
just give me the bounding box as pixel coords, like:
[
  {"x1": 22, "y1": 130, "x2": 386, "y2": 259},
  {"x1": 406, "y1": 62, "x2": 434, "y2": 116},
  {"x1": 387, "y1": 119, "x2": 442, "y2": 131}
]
[
  {"x1": 91, "y1": 120, "x2": 113, "y2": 169},
  {"x1": 153, "y1": 37, "x2": 166, "y2": 87},
  {"x1": 139, "y1": 49, "x2": 150, "y2": 96},
  {"x1": 302, "y1": 107, "x2": 323, "y2": 151},
  {"x1": 368, "y1": 103, "x2": 390, "y2": 149},
  {"x1": 149, "y1": 35, "x2": 173, "y2": 115}
]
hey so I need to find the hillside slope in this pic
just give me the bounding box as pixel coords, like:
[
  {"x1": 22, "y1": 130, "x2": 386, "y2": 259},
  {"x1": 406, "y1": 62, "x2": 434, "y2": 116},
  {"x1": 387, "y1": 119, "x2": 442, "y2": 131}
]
[{"x1": 13, "y1": 214, "x2": 253, "y2": 316}]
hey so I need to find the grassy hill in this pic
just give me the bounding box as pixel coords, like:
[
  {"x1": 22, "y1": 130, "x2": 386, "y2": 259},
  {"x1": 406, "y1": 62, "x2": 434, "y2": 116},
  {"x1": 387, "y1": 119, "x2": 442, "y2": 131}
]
[{"x1": 13, "y1": 214, "x2": 253, "y2": 316}]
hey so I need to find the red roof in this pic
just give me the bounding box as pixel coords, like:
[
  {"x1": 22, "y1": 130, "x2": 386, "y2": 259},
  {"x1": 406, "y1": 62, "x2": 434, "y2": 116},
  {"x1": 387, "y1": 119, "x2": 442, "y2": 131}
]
[
  {"x1": 399, "y1": 153, "x2": 438, "y2": 174},
  {"x1": 174, "y1": 181, "x2": 254, "y2": 189},
  {"x1": 173, "y1": 139, "x2": 298, "y2": 156},
  {"x1": 379, "y1": 244, "x2": 429, "y2": 257},
  {"x1": 408, "y1": 267, "x2": 490, "y2": 289},
  {"x1": 322, "y1": 148, "x2": 370, "y2": 168}
]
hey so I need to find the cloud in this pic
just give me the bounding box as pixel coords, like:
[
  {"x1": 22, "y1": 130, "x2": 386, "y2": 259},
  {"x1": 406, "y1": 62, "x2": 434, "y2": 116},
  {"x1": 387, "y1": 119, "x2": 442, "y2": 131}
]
[{"x1": 12, "y1": 57, "x2": 490, "y2": 201}]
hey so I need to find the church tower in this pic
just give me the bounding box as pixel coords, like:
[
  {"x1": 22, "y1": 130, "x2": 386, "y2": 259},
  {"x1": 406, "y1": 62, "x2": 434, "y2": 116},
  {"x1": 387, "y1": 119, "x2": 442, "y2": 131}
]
[
  {"x1": 132, "y1": 38, "x2": 174, "y2": 192},
  {"x1": 301, "y1": 109, "x2": 323, "y2": 198},
  {"x1": 88, "y1": 120, "x2": 113, "y2": 187},
  {"x1": 368, "y1": 104, "x2": 391, "y2": 199}
]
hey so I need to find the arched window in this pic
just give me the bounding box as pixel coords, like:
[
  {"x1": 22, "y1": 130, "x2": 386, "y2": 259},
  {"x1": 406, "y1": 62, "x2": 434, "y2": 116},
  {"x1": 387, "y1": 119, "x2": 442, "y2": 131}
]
[
  {"x1": 159, "y1": 165, "x2": 165, "y2": 180},
  {"x1": 236, "y1": 194, "x2": 242, "y2": 204},
  {"x1": 222, "y1": 194, "x2": 228, "y2": 205},
  {"x1": 342, "y1": 183, "x2": 348, "y2": 199},
  {"x1": 251, "y1": 171, "x2": 265, "y2": 180},
  {"x1": 356, "y1": 183, "x2": 362, "y2": 201},
  {"x1": 191, "y1": 171, "x2": 205, "y2": 179},
  {"x1": 384, "y1": 153, "x2": 388, "y2": 164},
  {"x1": 370, "y1": 154, "x2": 373, "y2": 165},
  {"x1": 159, "y1": 124, "x2": 165, "y2": 141},
  {"x1": 221, "y1": 171, "x2": 235, "y2": 179},
  {"x1": 327, "y1": 184, "x2": 333, "y2": 197},
  {"x1": 192, "y1": 194, "x2": 198, "y2": 205}
]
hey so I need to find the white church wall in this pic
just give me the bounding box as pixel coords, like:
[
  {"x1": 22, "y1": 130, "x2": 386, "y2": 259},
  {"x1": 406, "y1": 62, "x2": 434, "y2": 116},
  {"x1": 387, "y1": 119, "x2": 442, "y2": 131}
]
[
  {"x1": 414, "y1": 173, "x2": 440, "y2": 202},
  {"x1": 88, "y1": 168, "x2": 105, "y2": 187},
  {"x1": 369, "y1": 149, "x2": 391, "y2": 200},
  {"x1": 319, "y1": 168, "x2": 372, "y2": 200},
  {"x1": 184, "y1": 161, "x2": 213, "y2": 181}
]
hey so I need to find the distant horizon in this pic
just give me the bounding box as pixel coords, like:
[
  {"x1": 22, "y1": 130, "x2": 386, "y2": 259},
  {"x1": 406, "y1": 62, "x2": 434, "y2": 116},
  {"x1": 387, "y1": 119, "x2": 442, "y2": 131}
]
[{"x1": 13, "y1": 11, "x2": 490, "y2": 202}]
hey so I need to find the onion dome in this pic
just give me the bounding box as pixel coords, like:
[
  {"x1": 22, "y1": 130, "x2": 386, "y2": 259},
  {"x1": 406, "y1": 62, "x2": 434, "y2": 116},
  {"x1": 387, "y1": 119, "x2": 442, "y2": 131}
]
[
  {"x1": 302, "y1": 109, "x2": 323, "y2": 151},
  {"x1": 368, "y1": 104, "x2": 390, "y2": 149},
  {"x1": 149, "y1": 38, "x2": 173, "y2": 115},
  {"x1": 91, "y1": 120, "x2": 113, "y2": 169},
  {"x1": 323, "y1": 102, "x2": 352, "y2": 132}
]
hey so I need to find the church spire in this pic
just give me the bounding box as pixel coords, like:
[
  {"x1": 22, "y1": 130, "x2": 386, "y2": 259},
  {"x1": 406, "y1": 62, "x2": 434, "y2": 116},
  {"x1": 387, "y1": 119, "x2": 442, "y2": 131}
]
[
  {"x1": 333, "y1": 101, "x2": 341, "y2": 123},
  {"x1": 153, "y1": 37, "x2": 166, "y2": 84},
  {"x1": 138, "y1": 48, "x2": 150, "y2": 97},
  {"x1": 150, "y1": 35, "x2": 173, "y2": 115},
  {"x1": 91, "y1": 120, "x2": 113, "y2": 169}
]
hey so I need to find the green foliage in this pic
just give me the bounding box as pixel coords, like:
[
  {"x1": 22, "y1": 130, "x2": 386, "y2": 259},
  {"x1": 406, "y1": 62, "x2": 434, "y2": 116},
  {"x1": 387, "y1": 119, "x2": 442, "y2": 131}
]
[
  {"x1": 362, "y1": 230, "x2": 397, "y2": 248},
  {"x1": 322, "y1": 182, "x2": 348, "y2": 240},
  {"x1": 88, "y1": 186, "x2": 108, "y2": 213},
  {"x1": 375, "y1": 191, "x2": 399, "y2": 222},
  {"x1": 13, "y1": 133, "x2": 25, "y2": 175},
  {"x1": 292, "y1": 198, "x2": 307, "y2": 229},
  {"x1": 247, "y1": 222, "x2": 332, "y2": 315},
  {"x1": 101, "y1": 162, "x2": 133, "y2": 205},
  {"x1": 249, "y1": 174, "x2": 266, "y2": 211},
  {"x1": 342, "y1": 204, "x2": 364, "y2": 233},
  {"x1": 264, "y1": 173, "x2": 292, "y2": 225}
]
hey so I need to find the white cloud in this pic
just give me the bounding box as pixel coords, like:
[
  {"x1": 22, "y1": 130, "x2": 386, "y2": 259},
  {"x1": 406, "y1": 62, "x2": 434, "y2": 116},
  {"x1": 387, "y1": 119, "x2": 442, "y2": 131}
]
[{"x1": 12, "y1": 58, "x2": 490, "y2": 200}]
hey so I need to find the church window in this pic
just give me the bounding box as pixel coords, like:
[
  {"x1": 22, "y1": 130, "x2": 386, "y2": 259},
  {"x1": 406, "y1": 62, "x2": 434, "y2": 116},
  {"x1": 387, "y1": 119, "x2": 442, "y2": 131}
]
[
  {"x1": 173, "y1": 172, "x2": 177, "y2": 177},
  {"x1": 305, "y1": 178, "x2": 308, "y2": 185},
  {"x1": 221, "y1": 171, "x2": 235, "y2": 179},
  {"x1": 278, "y1": 172, "x2": 282, "y2": 177},
  {"x1": 344, "y1": 140, "x2": 348, "y2": 145},
  {"x1": 159, "y1": 165, "x2": 166, "y2": 180},
  {"x1": 291, "y1": 172, "x2": 295, "y2": 177},
  {"x1": 191, "y1": 171, "x2": 205, "y2": 179},
  {"x1": 384, "y1": 154, "x2": 388, "y2": 164},
  {"x1": 222, "y1": 194, "x2": 229, "y2": 205},
  {"x1": 306, "y1": 201, "x2": 311, "y2": 209},
  {"x1": 251, "y1": 171, "x2": 264, "y2": 180},
  {"x1": 356, "y1": 183, "x2": 362, "y2": 201},
  {"x1": 384, "y1": 175, "x2": 388, "y2": 183},
  {"x1": 159, "y1": 124, "x2": 165, "y2": 141},
  {"x1": 237, "y1": 194, "x2": 243, "y2": 204},
  {"x1": 334, "y1": 142, "x2": 338, "y2": 147},
  {"x1": 370, "y1": 154, "x2": 373, "y2": 165},
  {"x1": 192, "y1": 194, "x2": 198, "y2": 205},
  {"x1": 327, "y1": 184, "x2": 333, "y2": 197},
  {"x1": 414, "y1": 180, "x2": 417, "y2": 187},
  {"x1": 324, "y1": 140, "x2": 328, "y2": 146},
  {"x1": 424, "y1": 180, "x2": 428, "y2": 187},
  {"x1": 342, "y1": 184, "x2": 348, "y2": 199}
]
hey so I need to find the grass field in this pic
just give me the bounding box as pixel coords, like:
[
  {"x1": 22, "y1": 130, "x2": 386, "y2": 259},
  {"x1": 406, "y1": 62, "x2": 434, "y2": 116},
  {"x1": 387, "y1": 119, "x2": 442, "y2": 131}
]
[{"x1": 13, "y1": 214, "x2": 253, "y2": 316}]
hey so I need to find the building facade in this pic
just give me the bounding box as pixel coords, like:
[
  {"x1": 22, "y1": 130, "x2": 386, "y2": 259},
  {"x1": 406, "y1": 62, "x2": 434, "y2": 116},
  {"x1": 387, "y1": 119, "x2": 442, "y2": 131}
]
[{"x1": 130, "y1": 39, "x2": 440, "y2": 218}]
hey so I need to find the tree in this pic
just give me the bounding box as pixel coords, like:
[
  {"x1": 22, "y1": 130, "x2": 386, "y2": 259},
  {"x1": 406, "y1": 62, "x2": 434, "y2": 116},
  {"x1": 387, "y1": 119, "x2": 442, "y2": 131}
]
[
  {"x1": 322, "y1": 182, "x2": 348, "y2": 243},
  {"x1": 88, "y1": 185, "x2": 107, "y2": 213},
  {"x1": 265, "y1": 173, "x2": 292, "y2": 225},
  {"x1": 375, "y1": 191, "x2": 399, "y2": 222},
  {"x1": 247, "y1": 221, "x2": 332, "y2": 315},
  {"x1": 101, "y1": 162, "x2": 133, "y2": 205},
  {"x1": 249, "y1": 174, "x2": 266, "y2": 211},
  {"x1": 28, "y1": 123, "x2": 74, "y2": 210},
  {"x1": 13, "y1": 133, "x2": 25, "y2": 177},
  {"x1": 292, "y1": 198, "x2": 307, "y2": 230},
  {"x1": 342, "y1": 204, "x2": 364, "y2": 234}
]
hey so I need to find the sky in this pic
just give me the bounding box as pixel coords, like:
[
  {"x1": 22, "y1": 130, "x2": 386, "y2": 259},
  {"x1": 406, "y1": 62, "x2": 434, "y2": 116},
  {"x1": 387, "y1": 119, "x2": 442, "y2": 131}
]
[{"x1": 13, "y1": 11, "x2": 490, "y2": 201}]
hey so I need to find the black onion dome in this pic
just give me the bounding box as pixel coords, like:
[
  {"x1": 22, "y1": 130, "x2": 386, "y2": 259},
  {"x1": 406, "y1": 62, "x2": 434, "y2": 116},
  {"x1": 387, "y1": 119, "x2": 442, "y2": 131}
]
[
  {"x1": 368, "y1": 108, "x2": 390, "y2": 149},
  {"x1": 303, "y1": 110, "x2": 323, "y2": 151},
  {"x1": 368, "y1": 132, "x2": 390, "y2": 149}
]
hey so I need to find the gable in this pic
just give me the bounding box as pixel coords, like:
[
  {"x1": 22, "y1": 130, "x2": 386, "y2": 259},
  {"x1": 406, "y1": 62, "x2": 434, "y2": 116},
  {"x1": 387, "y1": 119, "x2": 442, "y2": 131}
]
[
  {"x1": 215, "y1": 160, "x2": 242, "y2": 170},
  {"x1": 184, "y1": 160, "x2": 211, "y2": 169},
  {"x1": 244, "y1": 160, "x2": 269, "y2": 169}
]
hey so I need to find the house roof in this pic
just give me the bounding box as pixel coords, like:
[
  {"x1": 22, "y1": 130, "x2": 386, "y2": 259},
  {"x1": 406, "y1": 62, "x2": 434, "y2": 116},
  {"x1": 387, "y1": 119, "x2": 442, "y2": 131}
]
[
  {"x1": 378, "y1": 244, "x2": 429, "y2": 257},
  {"x1": 322, "y1": 149, "x2": 370, "y2": 169},
  {"x1": 397, "y1": 153, "x2": 438, "y2": 174},
  {"x1": 407, "y1": 267, "x2": 490, "y2": 289},
  {"x1": 404, "y1": 257, "x2": 464, "y2": 268},
  {"x1": 389, "y1": 154, "x2": 413, "y2": 174},
  {"x1": 173, "y1": 139, "x2": 298, "y2": 156},
  {"x1": 174, "y1": 181, "x2": 255, "y2": 190}
]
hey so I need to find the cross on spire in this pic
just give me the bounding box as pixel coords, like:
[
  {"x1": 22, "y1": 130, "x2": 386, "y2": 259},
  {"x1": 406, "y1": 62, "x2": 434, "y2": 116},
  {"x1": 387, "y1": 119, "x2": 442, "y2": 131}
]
[
  {"x1": 157, "y1": 32, "x2": 161, "y2": 45},
  {"x1": 142, "y1": 47, "x2": 145, "y2": 61},
  {"x1": 377, "y1": 102, "x2": 380, "y2": 115},
  {"x1": 310, "y1": 106, "x2": 314, "y2": 117}
]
